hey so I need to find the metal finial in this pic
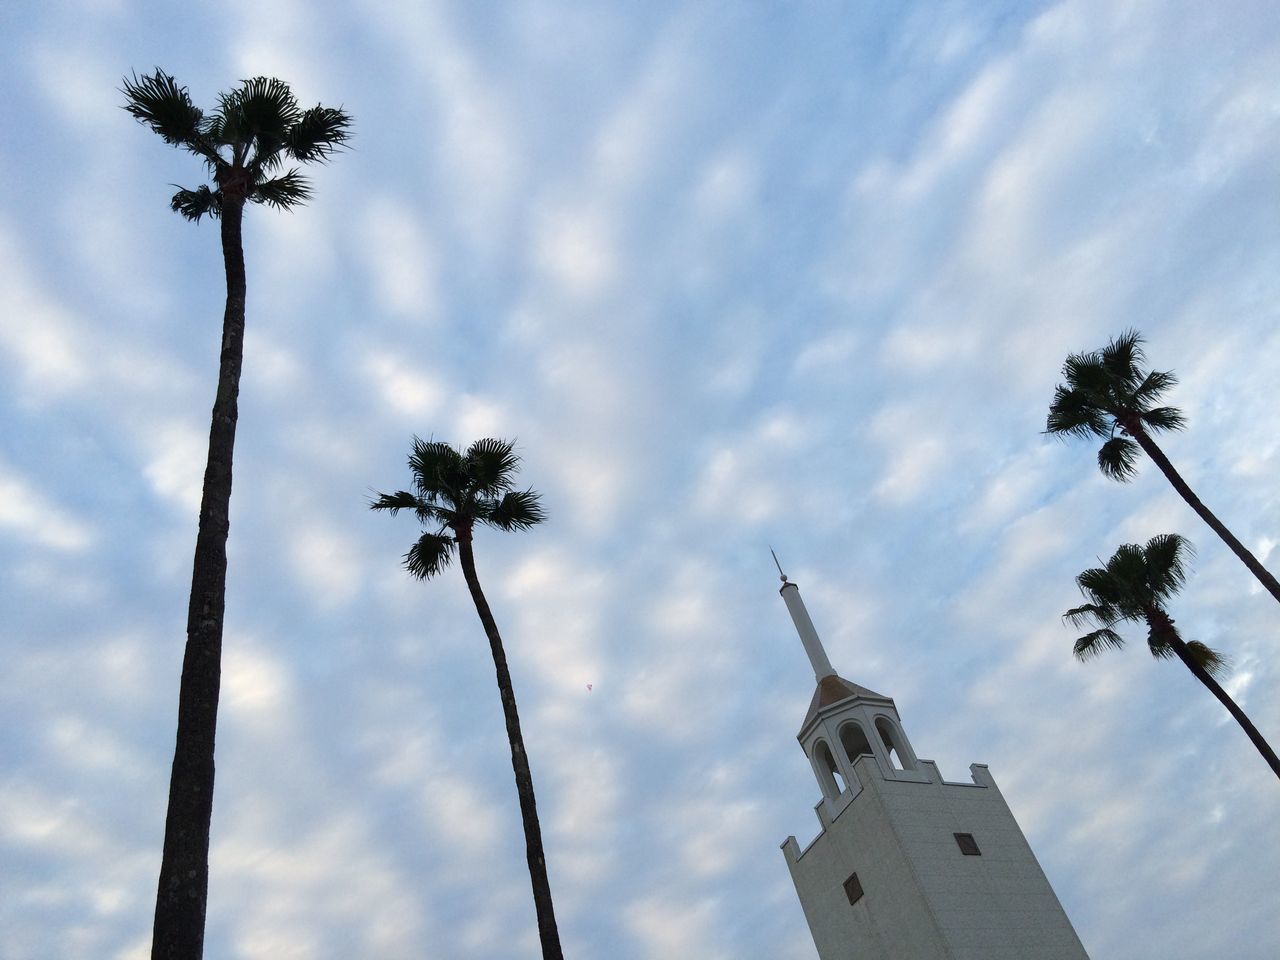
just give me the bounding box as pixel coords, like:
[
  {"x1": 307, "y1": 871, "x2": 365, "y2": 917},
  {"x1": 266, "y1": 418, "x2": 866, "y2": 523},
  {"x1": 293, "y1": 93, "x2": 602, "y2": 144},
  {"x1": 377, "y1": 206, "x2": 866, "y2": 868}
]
[{"x1": 770, "y1": 547, "x2": 788, "y2": 583}]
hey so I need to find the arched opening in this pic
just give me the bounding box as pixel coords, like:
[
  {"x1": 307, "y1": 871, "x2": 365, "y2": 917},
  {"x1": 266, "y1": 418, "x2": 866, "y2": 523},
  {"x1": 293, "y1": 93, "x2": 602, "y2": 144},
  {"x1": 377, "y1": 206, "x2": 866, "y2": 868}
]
[
  {"x1": 875, "y1": 717, "x2": 913, "y2": 770},
  {"x1": 839, "y1": 721, "x2": 874, "y2": 767},
  {"x1": 813, "y1": 739, "x2": 845, "y2": 798}
]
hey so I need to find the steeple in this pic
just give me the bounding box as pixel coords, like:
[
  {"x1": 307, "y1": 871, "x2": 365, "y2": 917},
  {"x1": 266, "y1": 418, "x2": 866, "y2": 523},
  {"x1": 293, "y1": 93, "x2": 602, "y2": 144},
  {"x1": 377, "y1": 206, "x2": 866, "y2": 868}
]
[
  {"x1": 772, "y1": 563, "x2": 917, "y2": 798},
  {"x1": 774, "y1": 551, "x2": 836, "y2": 682}
]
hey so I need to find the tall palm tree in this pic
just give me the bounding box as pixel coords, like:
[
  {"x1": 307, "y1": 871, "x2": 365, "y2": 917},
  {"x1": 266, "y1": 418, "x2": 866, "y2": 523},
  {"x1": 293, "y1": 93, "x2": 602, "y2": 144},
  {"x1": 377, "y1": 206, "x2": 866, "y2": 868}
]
[
  {"x1": 1066, "y1": 534, "x2": 1280, "y2": 780},
  {"x1": 123, "y1": 70, "x2": 350, "y2": 960},
  {"x1": 371, "y1": 437, "x2": 563, "y2": 960},
  {"x1": 1047, "y1": 330, "x2": 1280, "y2": 606}
]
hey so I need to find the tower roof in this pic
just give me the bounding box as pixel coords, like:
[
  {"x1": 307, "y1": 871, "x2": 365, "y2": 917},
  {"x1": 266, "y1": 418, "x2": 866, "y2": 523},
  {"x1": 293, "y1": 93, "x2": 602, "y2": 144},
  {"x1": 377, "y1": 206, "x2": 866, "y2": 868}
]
[{"x1": 799, "y1": 674, "x2": 892, "y2": 735}]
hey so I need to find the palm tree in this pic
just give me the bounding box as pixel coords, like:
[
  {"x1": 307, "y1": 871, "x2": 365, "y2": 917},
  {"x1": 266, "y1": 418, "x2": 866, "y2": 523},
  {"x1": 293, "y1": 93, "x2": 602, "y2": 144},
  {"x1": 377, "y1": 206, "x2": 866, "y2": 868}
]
[
  {"x1": 1046, "y1": 330, "x2": 1280, "y2": 606},
  {"x1": 1066, "y1": 534, "x2": 1280, "y2": 780},
  {"x1": 371, "y1": 438, "x2": 563, "y2": 960},
  {"x1": 123, "y1": 70, "x2": 350, "y2": 960}
]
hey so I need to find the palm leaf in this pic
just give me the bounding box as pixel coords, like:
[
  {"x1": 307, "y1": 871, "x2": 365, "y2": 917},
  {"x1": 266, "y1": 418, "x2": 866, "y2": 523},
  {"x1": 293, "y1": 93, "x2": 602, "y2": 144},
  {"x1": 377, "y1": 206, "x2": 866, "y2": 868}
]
[
  {"x1": 404, "y1": 532, "x2": 454, "y2": 580},
  {"x1": 122, "y1": 70, "x2": 210, "y2": 155},
  {"x1": 1059, "y1": 351, "x2": 1115, "y2": 400},
  {"x1": 1104, "y1": 543, "x2": 1154, "y2": 608},
  {"x1": 1063, "y1": 602, "x2": 1115, "y2": 629},
  {"x1": 369, "y1": 490, "x2": 424, "y2": 516},
  {"x1": 1099, "y1": 329, "x2": 1145, "y2": 391},
  {"x1": 217, "y1": 77, "x2": 301, "y2": 142},
  {"x1": 1097, "y1": 436, "x2": 1141, "y2": 481},
  {"x1": 409, "y1": 438, "x2": 468, "y2": 501},
  {"x1": 287, "y1": 105, "x2": 353, "y2": 162},
  {"x1": 1184, "y1": 640, "x2": 1229, "y2": 679},
  {"x1": 251, "y1": 170, "x2": 313, "y2": 209},
  {"x1": 1146, "y1": 632, "x2": 1177, "y2": 661},
  {"x1": 1143, "y1": 533, "x2": 1193, "y2": 599},
  {"x1": 1073, "y1": 628, "x2": 1125, "y2": 661},
  {"x1": 1075, "y1": 565, "x2": 1125, "y2": 609},
  {"x1": 466, "y1": 438, "x2": 520, "y2": 496},
  {"x1": 1132, "y1": 368, "x2": 1178, "y2": 404},
  {"x1": 1140, "y1": 405, "x2": 1186, "y2": 433},
  {"x1": 170, "y1": 185, "x2": 222, "y2": 222},
  {"x1": 484, "y1": 489, "x2": 546, "y2": 531},
  {"x1": 1046, "y1": 385, "x2": 1111, "y2": 438}
]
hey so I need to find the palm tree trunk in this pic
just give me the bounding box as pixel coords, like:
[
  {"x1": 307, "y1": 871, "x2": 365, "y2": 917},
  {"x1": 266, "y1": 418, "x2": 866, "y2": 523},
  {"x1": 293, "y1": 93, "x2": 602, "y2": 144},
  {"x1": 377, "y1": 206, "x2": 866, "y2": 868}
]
[
  {"x1": 1131, "y1": 428, "x2": 1280, "y2": 606},
  {"x1": 1166, "y1": 633, "x2": 1280, "y2": 781},
  {"x1": 152, "y1": 195, "x2": 247, "y2": 960},
  {"x1": 456, "y1": 532, "x2": 564, "y2": 960}
]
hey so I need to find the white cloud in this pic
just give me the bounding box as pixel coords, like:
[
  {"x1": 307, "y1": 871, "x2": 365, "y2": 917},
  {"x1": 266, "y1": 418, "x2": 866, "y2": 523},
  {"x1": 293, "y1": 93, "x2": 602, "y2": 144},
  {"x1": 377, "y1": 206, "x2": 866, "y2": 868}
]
[
  {"x1": 692, "y1": 151, "x2": 758, "y2": 220},
  {"x1": 694, "y1": 410, "x2": 813, "y2": 525},
  {"x1": 285, "y1": 520, "x2": 365, "y2": 610},
  {"x1": 357, "y1": 0, "x2": 521, "y2": 247},
  {"x1": 0, "y1": 225, "x2": 90, "y2": 398},
  {"x1": 868, "y1": 403, "x2": 951, "y2": 506},
  {"x1": 358, "y1": 195, "x2": 440, "y2": 319},
  {"x1": 359, "y1": 349, "x2": 447, "y2": 420},
  {"x1": 221, "y1": 643, "x2": 293, "y2": 720},
  {"x1": 452, "y1": 393, "x2": 510, "y2": 442},
  {"x1": 623, "y1": 894, "x2": 729, "y2": 960},
  {"x1": 0, "y1": 463, "x2": 94, "y2": 553},
  {"x1": 141, "y1": 418, "x2": 208, "y2": 514},
  {"x1": 532, "y1": 201, "x2": 617, "y2": 301}
]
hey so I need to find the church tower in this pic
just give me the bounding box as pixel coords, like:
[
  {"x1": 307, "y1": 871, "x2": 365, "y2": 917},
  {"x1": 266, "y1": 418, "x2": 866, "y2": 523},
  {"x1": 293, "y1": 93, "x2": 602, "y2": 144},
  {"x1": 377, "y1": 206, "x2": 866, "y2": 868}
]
[{"x1": 775, "y1": 567, "x2": 1090, "y2": 960}]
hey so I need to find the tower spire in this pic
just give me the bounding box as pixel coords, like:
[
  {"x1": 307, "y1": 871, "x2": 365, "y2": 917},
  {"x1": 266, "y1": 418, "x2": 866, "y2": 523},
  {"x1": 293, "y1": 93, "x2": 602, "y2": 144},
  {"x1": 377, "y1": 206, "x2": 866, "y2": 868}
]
[{"x1": 772, "y1": 551, "x2": 837, "y2": 682}]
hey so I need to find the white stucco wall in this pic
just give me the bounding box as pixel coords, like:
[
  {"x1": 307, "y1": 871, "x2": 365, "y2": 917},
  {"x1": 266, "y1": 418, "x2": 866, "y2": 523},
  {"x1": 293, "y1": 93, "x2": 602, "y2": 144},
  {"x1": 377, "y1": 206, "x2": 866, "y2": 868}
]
[{"x1": 783, "y1": 759, "x2": 1089, "y2": 960}]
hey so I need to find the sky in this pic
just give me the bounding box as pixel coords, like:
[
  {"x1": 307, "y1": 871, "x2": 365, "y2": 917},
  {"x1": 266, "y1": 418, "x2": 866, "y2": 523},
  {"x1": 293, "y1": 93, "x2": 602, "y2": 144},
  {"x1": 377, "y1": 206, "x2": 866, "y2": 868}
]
[{"x1": 2, "y1": 0, "x2": 1280, "y2": 957}]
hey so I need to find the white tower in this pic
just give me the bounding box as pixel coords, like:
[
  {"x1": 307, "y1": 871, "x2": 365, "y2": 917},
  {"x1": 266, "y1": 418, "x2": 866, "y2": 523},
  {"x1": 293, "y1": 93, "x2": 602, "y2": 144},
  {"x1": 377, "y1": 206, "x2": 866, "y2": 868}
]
[{"x1": 775, "y1": 569, "x2": 1090, "y2": 960}]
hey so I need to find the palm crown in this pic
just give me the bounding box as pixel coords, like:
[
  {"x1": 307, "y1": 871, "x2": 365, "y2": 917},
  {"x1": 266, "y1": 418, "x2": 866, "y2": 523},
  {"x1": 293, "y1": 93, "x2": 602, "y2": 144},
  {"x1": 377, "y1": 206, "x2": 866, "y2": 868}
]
[
  {"x1": 122, "y1": 69, "x2": 351, "y2": 221},
  {"x1": 371, "y1": 438, "x2": 546, "y2": 579},
  {"x1": 1045, "y1": 329, "x2": 1186, "y2": 480},
  {"x1": 1065, "y1": 533, "x2": 1226, "y2": 675}
]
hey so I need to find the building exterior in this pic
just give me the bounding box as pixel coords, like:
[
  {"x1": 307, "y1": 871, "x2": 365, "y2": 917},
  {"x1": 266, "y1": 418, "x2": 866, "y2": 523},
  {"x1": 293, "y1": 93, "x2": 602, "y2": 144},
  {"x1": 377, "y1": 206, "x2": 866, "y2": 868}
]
[{"x1": 776, "y1": 571, "x2": 1090, "y2": 960}]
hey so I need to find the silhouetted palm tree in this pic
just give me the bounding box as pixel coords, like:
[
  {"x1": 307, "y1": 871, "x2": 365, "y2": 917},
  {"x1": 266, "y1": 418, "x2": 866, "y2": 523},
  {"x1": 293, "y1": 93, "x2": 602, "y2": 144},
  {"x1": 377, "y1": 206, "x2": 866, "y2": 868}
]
[
  {"x1": 1046, "y1": 330, "x2": 1280, "y2": 606},
  {"x1": 1066, "y1": 534, "x2": 1280, "y2": 780},
  {"x1": 123, "y1": 69, "x2": 350, "y2": 960},
  {"x1": 372, "y1": 438, "x2": 563, "y2": 959}
]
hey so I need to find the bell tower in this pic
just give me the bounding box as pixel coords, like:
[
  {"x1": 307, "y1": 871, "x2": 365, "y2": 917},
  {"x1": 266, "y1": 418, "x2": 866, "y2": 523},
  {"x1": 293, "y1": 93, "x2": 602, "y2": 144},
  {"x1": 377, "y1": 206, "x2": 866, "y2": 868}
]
[{"x1": 775, "y1": 566, "x2": 1090, "y2": 960}]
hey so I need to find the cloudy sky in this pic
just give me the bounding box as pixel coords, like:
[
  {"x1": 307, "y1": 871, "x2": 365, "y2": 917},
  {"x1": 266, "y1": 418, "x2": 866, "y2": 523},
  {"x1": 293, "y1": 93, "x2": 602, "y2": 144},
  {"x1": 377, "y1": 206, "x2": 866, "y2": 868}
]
[{"x1": 4, "y1": 0, "x2": 1280, "y2": 957}]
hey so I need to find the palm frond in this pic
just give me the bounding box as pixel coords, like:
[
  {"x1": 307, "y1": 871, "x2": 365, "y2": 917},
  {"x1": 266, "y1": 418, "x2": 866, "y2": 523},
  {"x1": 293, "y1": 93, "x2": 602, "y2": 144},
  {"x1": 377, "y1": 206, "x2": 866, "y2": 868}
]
[
  {"x1": 217, "y1": 76, "x2": 301, "y2": 139},
  {"x1": 409, "y1": 438, "x2": 469, "y2": 502},
  {"x1": 1097, "y1": 436, "x2": 1141, "y2": 481},
  {"x1": 1075, "y1": 565, "x2": 1125, "y2": 609},
  {"x1": 170, "y1": 185, "x2": 222, "y2": 222},
  {"x1": 203, "y1": 112, "x2": 228, "y2": 149},
  {"x1": 1146, "y1": 632, "x2": 1177, "y2": 661},
  {"x1": 404, "y1": 531, "x2": 454, "y2": 580},
  {"x1": 122, "y1": 70, "x2": 210, "y2": 154},
  {"x1": 1059, "y1": 351, "x2": 1115, "y2": 398},
  {"x1": 250, "y1": 131, "x2": 289, "y2": 173},
  {"x1": 1143, "y1": 533, "x2": 1194, "y2": 598},
  {"x1": 1104, "y1": 542, "x2": 1154, "y2": 604},
  {"x1": 483, "y1": 489, "x2": 546, "y2": 531},
  {"x1": 1140, "y1": 405, "x2": 1187, "y2": 434},
  {"x1": 1099, "y1": 329, "x2": 1145, "y2": 391},
  {"x1": 251, "y1": 169, "x2": 314, "y2": 209},
  {"x1": 287, "y1": 105, "x2": 353, "y2": 162},
  {"x1": 1073, "y1": 628, "x2": 1125, "y2": 662},
  {"x1": 1045, "y1": 385, "x2": 1111, "y2": 439},
  {"x1": 1185, "y1": 640, "x2": 1230, "y2": 679},
  {"x1": 369, "y1": 490, "x2": 424, "y2": 516},
  {"x1": 465, "y1": 438, "x2": 520, "y2": 495},
  {"x1": 1132, "y1": 368, "x2": 1178, "y2": 404},
  {"x1": 1063, "y1": 602, "x2": 1114, "y2": 629}
]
